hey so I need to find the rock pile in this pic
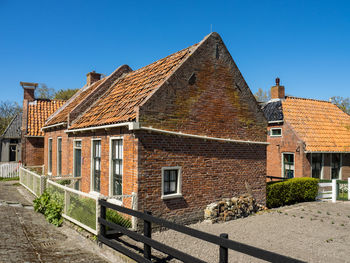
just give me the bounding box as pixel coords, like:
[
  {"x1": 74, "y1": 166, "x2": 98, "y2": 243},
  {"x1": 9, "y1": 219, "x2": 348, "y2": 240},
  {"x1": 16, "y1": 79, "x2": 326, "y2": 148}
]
[{"x1": 204, "y1": 194, "x2": 266, "y2": 223}]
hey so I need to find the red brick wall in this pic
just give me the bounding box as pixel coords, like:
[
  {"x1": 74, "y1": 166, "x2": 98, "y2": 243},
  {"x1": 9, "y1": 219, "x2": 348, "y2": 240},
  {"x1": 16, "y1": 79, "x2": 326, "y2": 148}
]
[
  {"x1": 23, "y1": 137, "x2": 44, "y2": 166},
  {"x1": 44, "y1": 127, "x2": 138, "y2": 201},
  {"x1": 137, "y1": 131, "x2": 266, "y2": 224},
  {"x1": 266, "y1": 122, "x2": 310, "y2": 178},
  {"x1": 139, "y1": 32, "x2": 267, "y2": 142}
]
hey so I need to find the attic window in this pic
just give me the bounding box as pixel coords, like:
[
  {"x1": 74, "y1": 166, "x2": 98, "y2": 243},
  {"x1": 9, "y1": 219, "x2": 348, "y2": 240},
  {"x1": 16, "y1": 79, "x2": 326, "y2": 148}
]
[
  {"x1": 270, "y1": 128, "x2": 282, "y2": 137},
  {"x1": 188, "y1": 73, "x2": 196, "y2": 85}
]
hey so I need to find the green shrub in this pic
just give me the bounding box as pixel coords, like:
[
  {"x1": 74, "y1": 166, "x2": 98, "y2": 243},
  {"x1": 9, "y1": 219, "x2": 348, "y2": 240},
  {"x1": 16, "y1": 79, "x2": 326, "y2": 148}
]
[
  {"x1": 107, "y1": 209, "x2": 132, "y2": 229},
  {"x1": 33, "y1": 189, "x2": 64, "y2": 226},
  {"x1": 56, "y1": 179, "x2": 71, "y2": 185},
  {"x1": 266, "y1": 178, "x2": 319, "y2": 208}
]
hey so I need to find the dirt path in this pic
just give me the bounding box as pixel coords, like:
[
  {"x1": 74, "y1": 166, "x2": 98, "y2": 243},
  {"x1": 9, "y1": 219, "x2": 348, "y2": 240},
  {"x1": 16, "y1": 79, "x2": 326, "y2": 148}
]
[
  {"x1": 0, "y1": 181, "x2": 110, "y2": 263},
  {"x1": 152, "y1": 201, "x2": 350, "y2": 263}
]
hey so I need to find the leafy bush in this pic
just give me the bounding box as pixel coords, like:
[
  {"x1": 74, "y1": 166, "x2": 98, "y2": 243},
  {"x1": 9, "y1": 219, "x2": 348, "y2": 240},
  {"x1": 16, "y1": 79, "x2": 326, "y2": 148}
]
[
  {"x1": 56, "y1": 179, "x2": 71, "y2": 185},
  {"x1": 107, "y1": 209, "x2": 132, "y2": 229},
  {"x1": 266, "y1": 178, "x2": 319, "y2": 208},
  {"x1": 33, "y1": 189, "x2": 64, "y2": 226}
]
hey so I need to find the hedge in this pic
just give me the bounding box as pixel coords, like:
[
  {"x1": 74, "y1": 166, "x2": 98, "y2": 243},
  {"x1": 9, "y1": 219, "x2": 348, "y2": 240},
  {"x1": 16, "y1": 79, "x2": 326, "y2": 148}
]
[{"x1": 266, "y1": 177, "x2": 319, "y2": 208}]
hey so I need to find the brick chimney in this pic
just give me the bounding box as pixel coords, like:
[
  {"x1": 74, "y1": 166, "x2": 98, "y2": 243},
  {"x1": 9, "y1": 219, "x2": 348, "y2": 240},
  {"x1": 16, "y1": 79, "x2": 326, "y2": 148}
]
[
  {"x1": 20, "y1": 82, "x2": 38, "y2": 102},
  {"x1": 86, "y1": 71, "x2": 102, "y2": 86},
  {"x1": 271, "y1": 77, "x2": 285, "y2": 99}
]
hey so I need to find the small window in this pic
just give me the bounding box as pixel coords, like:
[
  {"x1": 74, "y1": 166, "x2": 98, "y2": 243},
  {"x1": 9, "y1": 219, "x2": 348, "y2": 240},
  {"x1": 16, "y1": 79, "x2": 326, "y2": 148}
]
[
  {"x1": 92, "y1": 140, "x2": 101, "y2": 192},
  {"x1": 111, "y1": 139, "x2": 123, "y2": 196},
  {"x1": 270, "y1": 128, "x2": 282, "y2": 137},
  {"x1": 162, "y1": 167, "x2": 182, "y2": 199},
  {"x1": 283, "y1": 153, "x2": 294, "y2": 178},
  {"x1": 48, "y1": 138, "x2": 52, "y2": 174},
  {"x1": 57, "y1": 138, "x2": 62, "y2": 176}
]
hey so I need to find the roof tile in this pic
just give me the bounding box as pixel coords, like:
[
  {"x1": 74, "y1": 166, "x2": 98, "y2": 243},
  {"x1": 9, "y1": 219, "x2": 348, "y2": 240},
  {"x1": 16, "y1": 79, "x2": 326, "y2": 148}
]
[
  {"x1": 69, "y1": 45, "x2": 196, "y2": 129},
  {"x1": 27, "y1": 100, "x2": 65, "y2": 136},
  {"x1": 282, "y1": 97, "x2": 350, "y2": 152}
]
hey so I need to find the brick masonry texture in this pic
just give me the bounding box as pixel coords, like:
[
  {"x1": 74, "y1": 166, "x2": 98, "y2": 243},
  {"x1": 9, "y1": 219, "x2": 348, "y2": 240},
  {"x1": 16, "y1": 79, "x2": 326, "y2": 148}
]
[
  {"x1": 137, "y1": 131, "x2": 266, "y2": 224},
  {"x1": 44, "y1": 32, "x2": 267, "y2": 224},
  {"x1": 139, "y1": 33, "x2": 267, "y2": 142},
  {"x1": 267, "y1": 122, "x2": 350, "y2": 180},
  {"x1": 44, "y1": 127, "x2": 138, "y2": 198}
]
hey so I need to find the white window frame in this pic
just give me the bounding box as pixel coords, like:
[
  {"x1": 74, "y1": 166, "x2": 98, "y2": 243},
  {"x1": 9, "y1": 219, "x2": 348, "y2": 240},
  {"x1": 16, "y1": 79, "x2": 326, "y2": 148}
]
[
  {"x1": 57, "y1": 137, "x2": 62, "y2": 176},
  {"x1": 73, "y1": 139, "x2": 82, "y2": 186},
  {"x1": 48, "y1": 138, "x2": 53, "y2": 175},
  {"x1": 161, "y1": 166, "x2": 182, "y2": 200},
  {"x1": 330, "y1": 153, "x2": 342, "y2": 180},
  {"x1": 109, "y1": 137, "x2": 123, "y2": 199},
  {"x1": 90, "y1": 138, "x2": 101, "y2": 194},
  {"x1": 270, "y1": 128, "x2": 282, "y2": 137},
  {"x1": 281, "y1": 152, "x2": 295, "y2": 178}
]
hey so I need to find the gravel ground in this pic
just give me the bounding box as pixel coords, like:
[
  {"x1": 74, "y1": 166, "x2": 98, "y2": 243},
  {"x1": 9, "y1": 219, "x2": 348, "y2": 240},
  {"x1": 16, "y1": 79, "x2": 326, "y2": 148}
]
[{"x1": 152, "y1": 201, "x2": 350, "y2": 263}]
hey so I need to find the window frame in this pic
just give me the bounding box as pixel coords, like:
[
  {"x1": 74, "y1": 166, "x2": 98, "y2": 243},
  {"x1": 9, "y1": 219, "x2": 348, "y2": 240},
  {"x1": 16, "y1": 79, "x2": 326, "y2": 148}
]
[
  {"x1": 73, "y1": 139, "x2": 82, "y2": 190},
  {"x1": 281, "y1": 152, "x2": 294, "y2": 178},
  {"x1": 90, "y1": 138, "x2": 101, "y2": 193},
  {"x1": 109, "y1": 137, "x2": 124, "y2": 199},
  {"x1": 270, "y1": 128, "x2": 282, "y2": 137},
  {"x1": 57, "y1": 137, "x2": 62, "y2": 176},
  {"x1": 161, "y1": 166, "x2": 182, "y2": 200},
  {"x1": 48, "y1": 138, "x2": 53, "y2": 175}
]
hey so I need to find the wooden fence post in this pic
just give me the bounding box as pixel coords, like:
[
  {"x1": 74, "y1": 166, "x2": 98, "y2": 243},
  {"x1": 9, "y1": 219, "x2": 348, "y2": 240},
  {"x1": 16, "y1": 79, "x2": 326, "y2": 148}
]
[
  {"x1": 100, "y1": 200, "x2": 106, "y2": 238},
  {"x1": 219, "y1": 233, "x2": 228, "y2": 263},
  {"x1": 144, "y1": 211, "x2": 152, "y2": 260}
]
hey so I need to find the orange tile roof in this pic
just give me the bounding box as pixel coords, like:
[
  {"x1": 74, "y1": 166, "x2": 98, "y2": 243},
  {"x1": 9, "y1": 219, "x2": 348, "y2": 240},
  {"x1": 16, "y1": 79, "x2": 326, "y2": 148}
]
[
  {"x1": 69, "y1": 44, "x2": 196, "y2": 129},
  {"x1": 45, "y1": 79, "x2": 104, "y2": 126},
  {"x1": 282, "y1": 97, "x2": 350, "y2": 152},
  {"x1": 27, "y1": 100, "x2": 66, "y2": 136}
]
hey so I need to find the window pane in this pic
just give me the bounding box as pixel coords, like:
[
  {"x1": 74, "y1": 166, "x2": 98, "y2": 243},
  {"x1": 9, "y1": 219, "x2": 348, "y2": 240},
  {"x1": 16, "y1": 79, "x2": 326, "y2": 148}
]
[
  {"x1": 170, "y1": 181, "x2": 176, "y2": 192},
  {"x1": 170, "y1": 170, "x2": 177, "y2": 181},
  {"x1": 111, "y1": 139, "x2": 123, "y2": 195},
  {"x1": 164, "y1": 182, "x2": 169, "y2": 193},
  {"x1": 164, "y1": 171, "x2": 169, "y2": 182}
]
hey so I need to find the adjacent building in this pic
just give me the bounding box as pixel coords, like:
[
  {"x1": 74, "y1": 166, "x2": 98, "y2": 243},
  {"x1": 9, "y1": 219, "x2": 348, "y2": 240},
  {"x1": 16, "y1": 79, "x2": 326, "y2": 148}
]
[
  {"x1": 263, "y1": 78, "x2": 350, "y2": 180},
  {"x1": 0, "y1": 113, "x2": 22, "y2": 162},
  {"x1": 21, "y1": 82, "x2": 65, "y2": 166},
  {"x1": 42, "y1": 33, "x2": 268, "y2": 224}
]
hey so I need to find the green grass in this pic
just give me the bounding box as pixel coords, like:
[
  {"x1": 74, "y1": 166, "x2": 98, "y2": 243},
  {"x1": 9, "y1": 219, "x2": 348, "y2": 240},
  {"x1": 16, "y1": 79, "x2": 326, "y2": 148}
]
[{"x1": 0, "y1": 177, "x2": 19, "y2": 181}]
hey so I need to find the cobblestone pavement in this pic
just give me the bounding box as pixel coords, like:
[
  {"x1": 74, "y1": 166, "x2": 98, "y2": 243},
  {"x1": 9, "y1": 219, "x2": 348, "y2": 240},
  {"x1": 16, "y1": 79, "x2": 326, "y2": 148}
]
[{"x1": 0, "y1": 181, "x2": 109, "y2": 263}]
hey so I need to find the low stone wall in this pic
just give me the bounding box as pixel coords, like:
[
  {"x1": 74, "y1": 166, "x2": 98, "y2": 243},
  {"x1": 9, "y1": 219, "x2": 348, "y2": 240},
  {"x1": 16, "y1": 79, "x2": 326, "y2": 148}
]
[{"x1": 204, "y1": 194, "x2": 266, "y2": 223}]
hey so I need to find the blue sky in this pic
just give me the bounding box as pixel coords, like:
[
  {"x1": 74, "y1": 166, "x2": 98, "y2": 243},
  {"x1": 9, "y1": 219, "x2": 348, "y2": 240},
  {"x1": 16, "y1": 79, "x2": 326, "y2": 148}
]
[{"x1": 0, "y1": 0, "x2": 349, "y2": 104}]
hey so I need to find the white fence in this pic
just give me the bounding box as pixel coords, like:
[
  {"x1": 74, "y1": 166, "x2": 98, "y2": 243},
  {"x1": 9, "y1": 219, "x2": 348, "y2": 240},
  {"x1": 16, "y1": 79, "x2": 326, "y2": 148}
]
[
  {"x1": 19, "y1": 167, "x2": 46, "y2": 196},
  {"x1": 317, "y1": 178, "x2": 350, "y2": 202},
  {"x1": 0, "y1": 162, "x2": 22, "y2": 178},
  {"x1": 19, "y1": 167, "x2": 137, "y2": 235}
]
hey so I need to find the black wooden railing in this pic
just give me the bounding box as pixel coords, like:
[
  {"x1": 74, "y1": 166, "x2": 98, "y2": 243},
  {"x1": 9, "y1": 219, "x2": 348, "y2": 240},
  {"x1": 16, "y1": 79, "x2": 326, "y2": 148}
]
[{"x1": 98, "y1": 199, "x2": 305, "y2": 263}]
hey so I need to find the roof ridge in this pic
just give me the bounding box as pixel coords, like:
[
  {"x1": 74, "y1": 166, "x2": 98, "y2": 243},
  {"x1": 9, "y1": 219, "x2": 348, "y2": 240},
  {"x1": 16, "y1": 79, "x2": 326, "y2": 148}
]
[{"x1": 286, "y1": 96, "x2": 333, "y2": 104}]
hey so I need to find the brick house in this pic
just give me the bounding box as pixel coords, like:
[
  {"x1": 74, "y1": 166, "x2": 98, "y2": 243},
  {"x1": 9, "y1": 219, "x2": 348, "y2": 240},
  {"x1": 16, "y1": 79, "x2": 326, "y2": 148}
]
[
  {"x1": 42, "y1": 32, "x2": 267, "y2": 224},
  {"x1": 21, "y1": 82, "x2": 65, "y2": 166},
  {"x1": 263, "y1": 78, "x2": 350, "y2": 180}
]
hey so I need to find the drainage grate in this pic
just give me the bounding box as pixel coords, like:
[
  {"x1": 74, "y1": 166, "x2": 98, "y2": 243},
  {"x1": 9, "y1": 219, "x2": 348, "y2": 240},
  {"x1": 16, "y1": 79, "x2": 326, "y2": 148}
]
[{"x1": 40, "y1": 241, "x2": 56, "y2": 248}]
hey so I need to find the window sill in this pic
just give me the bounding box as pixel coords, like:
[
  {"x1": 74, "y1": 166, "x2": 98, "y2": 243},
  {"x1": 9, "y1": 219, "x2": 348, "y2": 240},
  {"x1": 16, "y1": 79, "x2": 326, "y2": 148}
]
[
  {"x1": 161, "y1": 193, "x2": 183, "y2": 200},
  {"x1": 270, "y1": 135, "x2": 282, "y2": 137}
]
